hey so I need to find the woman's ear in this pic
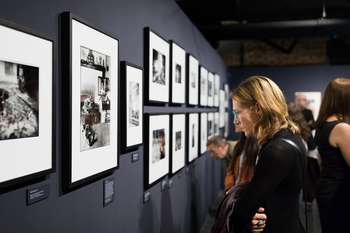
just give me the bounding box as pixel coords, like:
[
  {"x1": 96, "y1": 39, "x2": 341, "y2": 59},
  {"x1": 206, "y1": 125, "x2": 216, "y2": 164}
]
[{"x1": 255, "y1": 102, "x2": 262, "y2": 117}]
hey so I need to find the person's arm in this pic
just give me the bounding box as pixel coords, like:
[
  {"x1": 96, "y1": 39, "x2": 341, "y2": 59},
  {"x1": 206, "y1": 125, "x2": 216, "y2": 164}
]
[
  {"x1": 231, "y1": 141, "x2": 297, "y2": 232},
  {"x1": 330, "y1": 122, "x2": 350, "y2": 167}
]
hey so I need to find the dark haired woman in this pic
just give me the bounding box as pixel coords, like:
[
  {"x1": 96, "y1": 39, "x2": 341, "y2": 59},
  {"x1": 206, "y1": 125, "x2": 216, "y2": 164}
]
[{"x1": 314, "y1": 78, "x2": 350, "y2": 233}]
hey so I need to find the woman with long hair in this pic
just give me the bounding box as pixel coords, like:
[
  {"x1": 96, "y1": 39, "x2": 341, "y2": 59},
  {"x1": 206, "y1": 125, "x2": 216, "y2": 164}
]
[
  {"x1": 314, "y1": 78, "x2": 350, "y2": 233},
  {"x1": 229, "y1": 76, "x2": 306, "y2": 233}
]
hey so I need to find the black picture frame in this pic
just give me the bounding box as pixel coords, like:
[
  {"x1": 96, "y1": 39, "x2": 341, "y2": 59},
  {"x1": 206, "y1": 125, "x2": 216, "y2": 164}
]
[
  {"x1": 199, "y1": 65, "x2": 208, "y2": 107},
  {"x1": 0, "y1": 18, "x2": 54, "y2": 192},
  {"x1": 169, "y1": 113, "x2": 186, "y2": 176},
  {"x1": 144, "y1": 114, "x2": 170, "y2": 189},
  {"x1": 169, "y1": 40, "x2": 186, "y2": 105},
  {"x1": 186, "y1": 113, "x2": 199, "y2": 163},
  {"x1": 120, "y1": 61, "x2": 143, "y2": 153},
  {"x1": 61, "y1": 12, "x2": 119, "y2": 192},
  {"x1": 186, "y1": 53, "x2": 199, "y2": 106},
  {"x1": 144, "y1": 27, "x2": 170, "y2": 105}
]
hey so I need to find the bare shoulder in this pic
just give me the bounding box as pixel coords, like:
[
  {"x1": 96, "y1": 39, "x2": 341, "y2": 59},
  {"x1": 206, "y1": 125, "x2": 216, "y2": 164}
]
[{"x1": 330, "y1": 123, "x2": 350, "y2": 147}]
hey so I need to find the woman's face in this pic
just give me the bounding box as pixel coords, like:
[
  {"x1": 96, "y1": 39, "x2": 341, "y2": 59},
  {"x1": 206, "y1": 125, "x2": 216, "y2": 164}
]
[{"x1": 232, "y1": 99, "x2": 259, "y2": 135}]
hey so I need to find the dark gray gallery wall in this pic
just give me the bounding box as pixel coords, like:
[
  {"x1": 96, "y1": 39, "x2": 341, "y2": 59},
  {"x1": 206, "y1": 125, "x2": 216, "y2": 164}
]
[
  {"x1": 227, "y1": 65, "x2": 350, "y2": 139},
  {"x1": 0, "y1": 1, "x2": 227, "y2": 233}
]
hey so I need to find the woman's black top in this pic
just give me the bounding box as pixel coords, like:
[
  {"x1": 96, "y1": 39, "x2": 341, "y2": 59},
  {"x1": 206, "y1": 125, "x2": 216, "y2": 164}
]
[
  {"x1": 315, "y1": 121, "x2": 350, "y2": 233},
  {"x1": 231, "y1": 129, "x2": 305, "y2": 233}
]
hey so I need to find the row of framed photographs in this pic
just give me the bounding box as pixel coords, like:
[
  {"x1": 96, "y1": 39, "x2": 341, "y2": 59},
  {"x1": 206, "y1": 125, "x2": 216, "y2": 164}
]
[
  {"x1": 145, "y1": 28, "x2": 226, "y2": 107},
  {"x1": 0, "y1": 12, "x2": 231, "y2": 193},
  {"x1": 145, "y1": 112, "x2": 225, "y2": 188}
]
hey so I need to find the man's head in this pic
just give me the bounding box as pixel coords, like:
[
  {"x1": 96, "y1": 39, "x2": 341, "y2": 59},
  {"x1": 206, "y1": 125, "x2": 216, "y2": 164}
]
[
  {"x1": 294, "y1": 93, "x2": 308, "y2": 109},
  {"x1": 207, "y1": 136, "x2": 229, "y2": 159}
]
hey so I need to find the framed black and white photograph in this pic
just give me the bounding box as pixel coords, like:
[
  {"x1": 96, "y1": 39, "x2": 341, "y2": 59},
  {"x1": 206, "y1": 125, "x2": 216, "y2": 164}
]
[
  {"x1": 200, "y1": 66, "x2": 208, "y2": 106},
  {"x1": 144, "y1": 114, "x2": 169, "y2": 188},
  {"x1": 170, "y1": 114, "x2": 185, "y2": 175},
  {"x1": 120, "y1": 61, "x2": 143, "y2": 152},
  {"x1": 214, "y1": 112, "x2": 220, "y2": 136},
  {"x1": 61, "y1": 12, "x2": 119, "y2": 190},
  {"x1": 214, "y1": 74, "x2": 220, "y2": 107},
  {"x1": 144, "y1": 27, "x2": 169, "y2": 104},
  {"x1": 170, "y1": 41, "x2": 186, "y2": 104},
  {"x1": 200, "y1": 113, "x2": 208, "y2": 154},
  {"x1": 224, "y1": 112, "x2": 229, "y2": 138},
  {"x1": 187, "y1": 113, "x2": 199, "y2": 162},
  {"x1": 220, "y1": 89, "x2": 225, "y2": 128},
  {"x1": 207, "y1": 72, "x2": 214, "y2": 107},
  {"x1": 207, "y1": 112, "x2": 214, "y2": 139},
  {"x1": 224, "y1": 83, "x2": 229, "y2": 109},
  {"x1": 0, "y1": 19, "x2": 53, "y2": 190},
  {"x1": 187, "y1": 54, "x2": 199, "y2": 105}
]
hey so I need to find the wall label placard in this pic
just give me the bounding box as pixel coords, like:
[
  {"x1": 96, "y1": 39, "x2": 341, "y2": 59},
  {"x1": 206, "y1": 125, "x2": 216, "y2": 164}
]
[
  {"x1": 103, "y1": 178, "x2": 115, "y2": 207},
  {"x1": 26, "y1": 185, "x2": 49, "y2": 205}
]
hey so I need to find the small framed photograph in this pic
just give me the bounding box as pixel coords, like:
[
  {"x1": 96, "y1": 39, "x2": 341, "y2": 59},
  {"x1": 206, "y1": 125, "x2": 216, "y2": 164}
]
[
  {"x1": 120, "y1": 61, "x2": 143, "y2": 152},
  {"x1": 207, "y1": 112, "x2": 214, "y2": 139},
  {"x1": 187, "y1": 54, "x2": 199, "y2": 106},
  {"x1": 61, "y1": 12, "x2": 119, "y2": 190},
  {"x1": 170, "y1": 41, "x2": 186, "y2": 104},
  {"x1": 207, "y1": 72, "x2": 214, "y2": 107},
  {"x1": 200, "y1": 113, "x2": 208, "y2": 154},
  {"x1": 224, "y1": 83, "x2": 230, "y2": 109},
  {"x1": 144, "y1": 27, "x2": 169, "y2": 104},
  {"x1": 220, "y1": 89, "x2": 225, "y2": 128},
  {"x1": 0, "y1": 19, "x2": 53, "y2": 190},
  {"x1": 144, "y1": 114, "x2": 169, "y2": 188},
  {"x1": 214, "y1": 112, "x2": 220, "y2": 136},
  {"x1": 170, "y1": 114, "x2": 186, "y2": 175},
  {"x1": 187, "y1": 113, "x2": 199, "y2": 162},
  {"x1": 224, "y1": 112, "x2": 229, "y2": 137},
  {"x1": 200, "y1": 66, "x2": 208, "y2": 106},
  {"x1": 214, "y1": 74, "x2": 220, "y2": 107}
]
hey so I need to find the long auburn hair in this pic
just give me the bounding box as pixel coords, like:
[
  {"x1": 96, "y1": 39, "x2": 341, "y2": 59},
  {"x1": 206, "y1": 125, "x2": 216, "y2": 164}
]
[
  {"x1": 232, "y1": 76, "x2": 299, "y2": 145},
  {"x1": 316, "y1": 78, "x2": 350, "y2": 126},
  {"x1": 225, "y1": 134, "x2": 259, "y2": 188}
]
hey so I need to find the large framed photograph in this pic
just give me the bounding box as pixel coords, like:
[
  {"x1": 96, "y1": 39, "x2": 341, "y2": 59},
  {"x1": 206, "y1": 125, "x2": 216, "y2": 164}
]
[
  {"x1": 207, "y1": 112, "x2": 214, "y2": 139},
  {"x1": 170, "y1": 41, "x2": 186, "y2": 104},
  {"x1": 144, "y1": 114, "x2": 169, "y2": 188},
  {"x1": 187, "y1": 54, "x2": 199, "y2": 106},
  {"x1": 187, "y1": 113, "x2": 199, "y2": 163},
  {"x1": 0, "y1": 19, "x2": 53, "y2": 190},
  {"x1": 120, "y1": 61, "x2": 143, "y2": 152},
  {"x1": 61, "y1": 12, "x2": 119, "y2": 190},
  {"x1": 200, "y1": 66, "x2": 208, "y2": 106},
  {"x1": 214, "y1": 74, "x2": 220, "y2": 107},
  {"x1": 200, "y1": 113, "x2": 208, "y2": 154},
  {"x1": 170, "y1": 114, "x2": 186, "y2": 175},
  {"x1": 144, "y1": 27, "x2": 169, "y2": 104},
  {"x1": 207, "y1": 72, "x2": 214, "y2": 107}
]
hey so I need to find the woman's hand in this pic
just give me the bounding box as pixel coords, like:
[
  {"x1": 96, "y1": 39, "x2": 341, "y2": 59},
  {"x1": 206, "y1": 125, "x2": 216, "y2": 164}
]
[{"x1": 250, "y1": 207, "x2": 267, "y2": 232}]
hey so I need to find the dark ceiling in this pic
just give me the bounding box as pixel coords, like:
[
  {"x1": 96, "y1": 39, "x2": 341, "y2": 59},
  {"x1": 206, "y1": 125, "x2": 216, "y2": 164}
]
[{"x1": 176, "y1": 0, "x2": 350, "y2": 47}]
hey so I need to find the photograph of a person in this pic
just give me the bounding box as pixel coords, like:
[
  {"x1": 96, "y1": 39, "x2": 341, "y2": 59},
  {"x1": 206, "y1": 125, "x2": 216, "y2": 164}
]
[
  {"x1": 128, "y1": 81, "x2": 140, "y2": 127},
  {"x1": 208, "y1": 80, "x2": 213, "y2": 97},
  {"x1": 191, "y1": 123, "x2": 195, "y2": 147},
  {"x1": 0, "y1": 60, "x2": 39, "y2": 140},
  {"x1": 152, "y1": 128, "x2": 166, "y2": 163},
  {"x1": 80, "y1": 46, "x2": 111, "y2": 151},
  {"x1": 190, "y1": 71, "x2": 196, "y2": 88},
  {"x1": 152, "y1": 49, "x2": 166, "y2": 85},
  {"x1": 175, "y1": 64, "x2": 182, "y2": 84},
  {"x1": 175, "y1": 131, "x2": 182, "y2": 151}
]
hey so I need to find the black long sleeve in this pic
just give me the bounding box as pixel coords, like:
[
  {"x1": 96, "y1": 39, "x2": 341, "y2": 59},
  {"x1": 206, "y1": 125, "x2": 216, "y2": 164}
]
[{"x1": 231, "y1": 129, "x2": 304, "y2": 233}]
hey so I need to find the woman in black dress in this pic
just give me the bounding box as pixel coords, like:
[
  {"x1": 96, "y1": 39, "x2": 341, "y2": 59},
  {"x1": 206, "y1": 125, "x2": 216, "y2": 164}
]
[
  {"x1": 230, "y1": 76, "x2": 306, "y2": 233},
  {"x1": 314, "y1": 78, "x2": 350, "y2": 233}
]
